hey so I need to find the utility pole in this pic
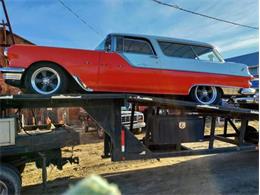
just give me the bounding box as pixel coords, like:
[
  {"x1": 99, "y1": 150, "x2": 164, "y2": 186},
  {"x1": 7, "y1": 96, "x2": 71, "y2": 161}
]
[{"x1": 1, "y1": 0, "x2": 15, "y2": 44}]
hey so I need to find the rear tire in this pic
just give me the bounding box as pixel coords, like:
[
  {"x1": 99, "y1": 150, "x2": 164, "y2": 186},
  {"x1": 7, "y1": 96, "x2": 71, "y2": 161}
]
[
  {"x1": 0, "y1": 164, "x2": 21, "y2": 195},
  {"x1": 24, "y1": 62, "x2": 68, "y2": 95},
  {"x1": 190, "y1": 86, "x2": 222, "y2": 105}
]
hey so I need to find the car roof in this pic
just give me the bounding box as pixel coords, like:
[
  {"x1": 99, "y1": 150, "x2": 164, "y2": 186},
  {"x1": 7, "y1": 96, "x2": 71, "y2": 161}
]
[{"x1": 109, "y1": 33, "x2": 214, "y2": 48}]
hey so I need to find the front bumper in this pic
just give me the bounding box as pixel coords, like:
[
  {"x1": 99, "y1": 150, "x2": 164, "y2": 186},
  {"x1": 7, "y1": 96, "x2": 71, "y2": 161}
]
[
  {"x1": 0, "y1": 67, "x2": 25, "y2": 87},
  {"x1": 123, "y1": 122, "x2": 146, "y2": 129}
]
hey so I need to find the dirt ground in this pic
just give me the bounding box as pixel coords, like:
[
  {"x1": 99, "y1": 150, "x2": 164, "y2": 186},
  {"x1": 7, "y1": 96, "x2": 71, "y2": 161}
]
[{"x1": 21, "y1": 121, "x2": 259, "y2": 195}]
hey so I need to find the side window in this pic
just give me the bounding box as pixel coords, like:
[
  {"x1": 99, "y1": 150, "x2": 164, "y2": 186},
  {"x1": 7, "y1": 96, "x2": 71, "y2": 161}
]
[
  {"x1": 158, "y1": 41, "x2": 221, "y2": 62},
  {"x1": 158, "y1": 41, "x2": 196, "y2": 59},
  {"x1": 116, "y1": 37, "x2": 123, "y2": 52},
  {"x1": 116, "y1": 37, "x2": 154, "y2": 55}
]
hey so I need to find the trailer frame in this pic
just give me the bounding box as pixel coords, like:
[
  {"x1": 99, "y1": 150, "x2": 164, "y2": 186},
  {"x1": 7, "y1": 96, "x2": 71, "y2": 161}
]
[{"x1": 0, "y1": 93, "x2": 258, "y2": 192}]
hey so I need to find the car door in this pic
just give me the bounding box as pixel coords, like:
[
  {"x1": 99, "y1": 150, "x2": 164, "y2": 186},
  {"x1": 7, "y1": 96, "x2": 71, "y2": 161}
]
[{"x1": 98, "y1": 36, "x2": 162, "y2": 93}]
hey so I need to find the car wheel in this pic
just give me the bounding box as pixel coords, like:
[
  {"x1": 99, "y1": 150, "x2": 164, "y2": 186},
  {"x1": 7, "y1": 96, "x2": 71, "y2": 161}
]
[
  {"x1": 0, "y1": 164, "x2": 21, "y2": 195},
  {"x1": 190, "y1": 86, "x2": 221, "y2": 105},
  {"x1": 24, "y1": 62, "x2": 68, "y2": 95}
]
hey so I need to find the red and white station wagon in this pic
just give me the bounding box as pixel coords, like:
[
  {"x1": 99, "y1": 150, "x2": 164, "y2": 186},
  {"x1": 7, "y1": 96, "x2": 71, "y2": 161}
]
[{"x1": 0, "y1": 33, "x2": 254, "y2": 104}]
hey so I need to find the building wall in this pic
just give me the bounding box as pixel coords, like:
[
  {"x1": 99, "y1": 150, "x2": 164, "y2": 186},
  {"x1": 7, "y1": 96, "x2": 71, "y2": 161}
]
[{"x1": 225, "y1": 52, "x2": 259, "y2": 78}]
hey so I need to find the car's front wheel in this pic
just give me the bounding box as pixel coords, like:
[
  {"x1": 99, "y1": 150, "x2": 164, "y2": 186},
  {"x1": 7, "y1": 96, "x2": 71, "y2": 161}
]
[
  {"x1": 24, "y1": 62, "x2": 68, "y2": 95},
  {"x1": 190, "y1": 86, "x2": 221, "y2": 105}
]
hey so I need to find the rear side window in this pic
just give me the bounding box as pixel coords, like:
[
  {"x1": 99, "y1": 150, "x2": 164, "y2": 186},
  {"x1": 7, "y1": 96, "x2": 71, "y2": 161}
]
[
  {"x1": 158, "y1": 41, "x2": 221, "y2": 62},
  {"x1": 117, "y1": 37, "x2": 154, "y2": 55}
]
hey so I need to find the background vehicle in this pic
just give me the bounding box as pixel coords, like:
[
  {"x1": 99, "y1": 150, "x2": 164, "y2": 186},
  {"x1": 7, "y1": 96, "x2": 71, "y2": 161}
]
[
  {"x1": 79, "y1": 107, "x2": 145, "y2": 138},
  {"x1": 0, "y1": 33, "x2": 253, "y2": 105}
]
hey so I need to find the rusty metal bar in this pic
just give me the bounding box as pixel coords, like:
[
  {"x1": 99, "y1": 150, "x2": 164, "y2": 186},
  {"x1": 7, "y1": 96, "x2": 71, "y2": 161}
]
[{"x1": 1, "y1": 0, "x2": 15, "y2": 44}]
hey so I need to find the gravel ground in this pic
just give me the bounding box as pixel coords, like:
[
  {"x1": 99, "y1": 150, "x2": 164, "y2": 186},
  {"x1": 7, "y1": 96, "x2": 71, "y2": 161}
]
[{"x1": 21, "y1": 121, "x2": 259, "y2": 195}]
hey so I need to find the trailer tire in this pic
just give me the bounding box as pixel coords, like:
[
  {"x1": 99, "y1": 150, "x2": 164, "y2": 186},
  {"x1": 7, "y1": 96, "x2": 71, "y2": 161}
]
[
  {"x1": 244, "y1": 125, "x2": 259, "y2": 144},
  {"x1": 0, "y1": 164, "x2": 21, "y2": 195}
]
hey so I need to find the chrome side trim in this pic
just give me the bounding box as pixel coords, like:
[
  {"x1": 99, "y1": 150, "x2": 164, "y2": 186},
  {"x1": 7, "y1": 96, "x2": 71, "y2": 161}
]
[
  {"x1": 0, "y1": 67, "x2": 25, "y2": 73},
  {"x1": 72, "y1": 75, "x2": 93, "y2": 92}
]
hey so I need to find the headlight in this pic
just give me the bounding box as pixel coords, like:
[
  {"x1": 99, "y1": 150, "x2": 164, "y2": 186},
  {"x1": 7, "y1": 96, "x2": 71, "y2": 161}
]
[
  {"x1": 137, "y1": 115, "x2": 144, "y2": 122},
  {"x1": 3, "y1": 47, "x2": 8, "y2": 57}
]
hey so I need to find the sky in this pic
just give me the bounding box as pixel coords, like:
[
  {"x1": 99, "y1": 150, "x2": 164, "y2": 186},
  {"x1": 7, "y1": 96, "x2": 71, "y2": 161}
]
[{"x1": 1, "y1": 0, "x2": 259, "y2": 58}]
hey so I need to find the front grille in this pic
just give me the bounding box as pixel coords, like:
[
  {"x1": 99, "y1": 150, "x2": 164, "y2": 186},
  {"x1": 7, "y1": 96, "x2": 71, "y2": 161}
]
[{"x1": 121, "y1": 115, "x2": 138, "y2": 124}]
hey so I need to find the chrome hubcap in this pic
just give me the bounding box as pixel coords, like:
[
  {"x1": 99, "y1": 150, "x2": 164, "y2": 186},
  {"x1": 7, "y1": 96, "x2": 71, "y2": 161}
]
[
  {"x1": 195, "y1": 86, "x2": 217, "y2": 105},
  {"x1": 31, "y1": 67, "x2": 61, "y2": 95}
]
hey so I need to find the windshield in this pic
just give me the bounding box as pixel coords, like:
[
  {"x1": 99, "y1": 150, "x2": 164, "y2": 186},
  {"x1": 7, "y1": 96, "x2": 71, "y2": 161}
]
[
  {"x1": 158, "y1": 41, "x2": 224, "y2": 63},
  {"x1": 95, "y1": 39, "x2": 105, "y2": 51},
  {"x1": 95, "y1": 35, "x2": 112, "y2": 51}
]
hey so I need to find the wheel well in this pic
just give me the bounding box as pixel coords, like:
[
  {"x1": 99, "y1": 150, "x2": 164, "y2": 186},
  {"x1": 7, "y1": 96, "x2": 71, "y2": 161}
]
[{"x1": 21, "y1": 61, "x2": 81, "y2": 92}]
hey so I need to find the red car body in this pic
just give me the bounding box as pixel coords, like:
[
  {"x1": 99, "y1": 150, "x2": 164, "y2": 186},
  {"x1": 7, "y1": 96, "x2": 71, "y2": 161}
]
[{"x1": 4, "y1": 44, "x2": 251, "y2": 95}]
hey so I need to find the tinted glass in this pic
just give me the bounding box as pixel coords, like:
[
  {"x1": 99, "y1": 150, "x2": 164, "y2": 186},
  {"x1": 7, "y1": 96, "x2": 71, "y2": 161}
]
[
  {"x1": 159, "y1": 42, "x2": 196, "y2": 59},
  {"x1": 158, "y1": 41, "x2": 221, "y2": 62},
  {"x1": 123, "y1": 38, "x2": 154, "y2": 55}
]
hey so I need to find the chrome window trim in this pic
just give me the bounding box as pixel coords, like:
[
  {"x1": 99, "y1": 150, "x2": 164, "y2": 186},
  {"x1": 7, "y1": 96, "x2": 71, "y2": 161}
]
[{"x1": 0, "y1": 67, "x2": 25, "y2": 73}]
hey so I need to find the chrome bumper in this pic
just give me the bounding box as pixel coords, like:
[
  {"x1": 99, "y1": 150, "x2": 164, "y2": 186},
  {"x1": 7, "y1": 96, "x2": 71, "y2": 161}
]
[
  {"x1": 222, "y1": 87, "x2": 256, "y2": 96},
  {"x1": 239, "y1": 88, "x2": 256, "y2": 95},
  {"x1": 0, "y1": 67, "x2": 25, "y2": 80}
]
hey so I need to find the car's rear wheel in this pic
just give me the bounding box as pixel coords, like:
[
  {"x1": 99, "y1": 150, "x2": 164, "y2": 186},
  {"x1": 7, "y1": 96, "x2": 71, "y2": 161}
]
[
  {"x1": 190, "y1": 86, "x2": 221, "y2": 105},
  {"x1": 24, "y1": 62, "x2": 68, "y2": 95}
]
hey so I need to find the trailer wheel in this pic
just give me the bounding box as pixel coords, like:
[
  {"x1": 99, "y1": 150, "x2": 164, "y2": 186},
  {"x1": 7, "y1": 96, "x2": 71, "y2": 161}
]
[
  {"x1": 244, "y1": 125, "x2": 259, "y2": 144},
  {"x1": 190, "y1": 86, "x2": 221, "y2": 105},
  {"x1": 24, "y1": 62, "x2": 68, "y2": 95},
  {"x1": 0, "y1": 164, "x2": 21, "y2": 195}
]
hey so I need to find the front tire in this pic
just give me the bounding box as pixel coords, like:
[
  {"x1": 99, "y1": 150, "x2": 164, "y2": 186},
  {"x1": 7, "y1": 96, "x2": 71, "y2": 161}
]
[
  {"x1": 190, "y1": 86, "x2": 221, "y2": 105},
  {"x1": 24, "y1": 62, "x2": 68, "y2": 95}
]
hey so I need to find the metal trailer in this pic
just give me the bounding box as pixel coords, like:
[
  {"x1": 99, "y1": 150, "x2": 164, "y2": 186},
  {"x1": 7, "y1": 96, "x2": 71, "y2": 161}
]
[{"x1": 0, "y1": 93, "x2": 258, "y2": 194}]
